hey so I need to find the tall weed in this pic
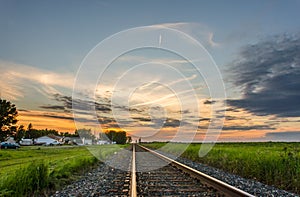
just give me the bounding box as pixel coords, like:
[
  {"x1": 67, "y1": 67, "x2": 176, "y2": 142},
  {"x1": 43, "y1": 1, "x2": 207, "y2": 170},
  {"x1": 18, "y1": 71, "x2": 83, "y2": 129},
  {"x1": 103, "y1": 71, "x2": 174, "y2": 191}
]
[{"x1": 0, "y1": 161, "x2": 48, "y2": 196}]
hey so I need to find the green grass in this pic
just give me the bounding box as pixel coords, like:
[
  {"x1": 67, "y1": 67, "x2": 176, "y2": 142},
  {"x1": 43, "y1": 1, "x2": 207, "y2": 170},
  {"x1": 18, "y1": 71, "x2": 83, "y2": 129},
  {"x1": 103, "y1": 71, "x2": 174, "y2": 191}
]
[
  {"x1": 0, "y1": 146, "x2": 92, "y2": 177},
  {"x1": 143, "y1": 142, "x2": 300, "y2": 194},
  {"x1": 0, "y1": 144, "x2": 128, "y2": 196},
  {"x1": 88, "y1": 144, "x2": 129, "y2": 161}
]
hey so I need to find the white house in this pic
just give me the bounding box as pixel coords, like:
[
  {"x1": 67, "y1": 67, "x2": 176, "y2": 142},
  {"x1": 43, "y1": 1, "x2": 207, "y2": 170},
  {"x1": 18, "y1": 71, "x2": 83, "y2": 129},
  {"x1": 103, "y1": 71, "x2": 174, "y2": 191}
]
[
  {"x1": 35, "y1": 136, "x2": 60, "y2": 145},
  {"x1": 82, "y1": 137, "x2": 92, "y2": 145}
]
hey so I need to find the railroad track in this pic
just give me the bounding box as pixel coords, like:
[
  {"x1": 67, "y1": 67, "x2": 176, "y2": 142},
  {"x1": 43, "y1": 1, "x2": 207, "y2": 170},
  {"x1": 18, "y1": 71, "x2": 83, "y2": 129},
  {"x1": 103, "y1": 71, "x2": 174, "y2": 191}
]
[{"x1": 129, "y1": 144, "x2": 254, "y2": 197}]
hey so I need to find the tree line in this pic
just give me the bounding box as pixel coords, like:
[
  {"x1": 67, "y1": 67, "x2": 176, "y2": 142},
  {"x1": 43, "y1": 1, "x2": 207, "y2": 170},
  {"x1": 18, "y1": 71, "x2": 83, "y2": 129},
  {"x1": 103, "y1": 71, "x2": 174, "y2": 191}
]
[
  {"x1": 0, "y1": 98, "x2": 79, "y2": 142},
  {"x1": 0, "y1": 98, "x2": 130, "y2": 144}
]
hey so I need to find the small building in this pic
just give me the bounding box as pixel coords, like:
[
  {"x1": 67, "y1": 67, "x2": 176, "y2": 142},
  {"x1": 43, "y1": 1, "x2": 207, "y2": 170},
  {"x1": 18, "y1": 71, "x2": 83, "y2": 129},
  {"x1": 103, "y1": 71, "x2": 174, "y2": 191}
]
[
  {"x1": 65, "y1": 137, "x2": 93, "y2": 145},
  {"x1": 82, "y1": 137, "x2": 92, "y2": 145},
  {"x1": 68, "y1": 137, "x2": 83, "y2": 145},
  {"x1": 97, "y1": 140, "x2": 109, "y2": 145}
]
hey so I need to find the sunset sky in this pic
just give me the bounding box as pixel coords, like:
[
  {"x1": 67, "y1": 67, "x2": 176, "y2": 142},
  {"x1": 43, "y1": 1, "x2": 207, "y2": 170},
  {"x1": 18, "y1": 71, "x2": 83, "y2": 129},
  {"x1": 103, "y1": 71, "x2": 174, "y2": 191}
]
[{"x1": 1, "y1": 0, "x2": 300, "y2": 142}]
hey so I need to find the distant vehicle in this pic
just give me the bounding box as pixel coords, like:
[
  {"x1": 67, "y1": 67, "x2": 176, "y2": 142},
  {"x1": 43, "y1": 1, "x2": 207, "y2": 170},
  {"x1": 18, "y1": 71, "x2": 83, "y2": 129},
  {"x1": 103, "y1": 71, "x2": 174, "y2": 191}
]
[
  {"x1": 50, "y1": 140, "x2": 62, "y2": 146},
  {"x1": 0, "y1": 142, "x2": 20, "y2": 149},
  {"x1": 19, "y1": 139, "x2": 33, "y2": 146},
  {"x1": 44, "y1": 140, "x2": 62, "y2": 146}
]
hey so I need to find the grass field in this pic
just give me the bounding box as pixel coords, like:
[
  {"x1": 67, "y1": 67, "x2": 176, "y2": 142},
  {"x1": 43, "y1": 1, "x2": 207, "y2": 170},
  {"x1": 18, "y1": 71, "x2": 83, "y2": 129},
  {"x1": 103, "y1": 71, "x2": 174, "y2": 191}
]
[
  {"x1": 0, "y1": 144, "x2": 127, "y2": 196},
  {"x1": 143, "y1": 142, "x2": 300, "y2": 194}
]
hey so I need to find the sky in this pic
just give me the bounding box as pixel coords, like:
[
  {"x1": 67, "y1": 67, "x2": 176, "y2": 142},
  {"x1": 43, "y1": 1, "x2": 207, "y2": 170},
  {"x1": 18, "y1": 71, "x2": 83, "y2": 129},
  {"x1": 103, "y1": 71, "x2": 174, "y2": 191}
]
[{"x1": 0, "y1": 0, "x2": 300, "y2": 142}]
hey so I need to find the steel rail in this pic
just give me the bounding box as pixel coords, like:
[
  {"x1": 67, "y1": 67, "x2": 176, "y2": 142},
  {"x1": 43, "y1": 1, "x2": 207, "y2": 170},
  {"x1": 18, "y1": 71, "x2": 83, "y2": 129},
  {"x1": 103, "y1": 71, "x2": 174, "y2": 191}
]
[
  {"x1": 137, "y1": 144, "x2": 254, "y2": 197},
  {"x1": 130, "y1": 144, "x2": 137, "y2": 197}
]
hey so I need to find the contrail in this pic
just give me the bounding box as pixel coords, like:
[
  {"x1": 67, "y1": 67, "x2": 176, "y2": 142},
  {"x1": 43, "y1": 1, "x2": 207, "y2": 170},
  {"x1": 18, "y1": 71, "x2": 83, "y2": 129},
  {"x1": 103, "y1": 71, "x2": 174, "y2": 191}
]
[
  {"x1": 159, "y1": 34, "x2": 162, "y2": 47},
  {"x1": 131, "y1": 88, "x2": 196, "y2": 107}
]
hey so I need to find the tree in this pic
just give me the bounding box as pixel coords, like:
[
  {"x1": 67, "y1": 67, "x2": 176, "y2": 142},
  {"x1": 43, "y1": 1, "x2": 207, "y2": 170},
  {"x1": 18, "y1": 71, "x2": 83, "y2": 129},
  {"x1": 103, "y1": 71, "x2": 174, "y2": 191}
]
[
  {"x1": 27, "y1": 123, "x2": 33, "y2": 131},
  {"x1": 105, "y1": 130, "x2": 127, "y2": 144},
  {"x1": 62, "y1": 131, "x2": 79, "y2": 137},
  {"x1": 115, "y1": 131, "x2": 126, "y2": 144},
  {"x1": 14, "y1": 125, "x2": 25, "y2": 142},
  {"x1": 0, "y1": 98, "x2": 18, "y2": 141},
  {"x1": 25, "y1": 123, "x2": 36, "y2": 139}
]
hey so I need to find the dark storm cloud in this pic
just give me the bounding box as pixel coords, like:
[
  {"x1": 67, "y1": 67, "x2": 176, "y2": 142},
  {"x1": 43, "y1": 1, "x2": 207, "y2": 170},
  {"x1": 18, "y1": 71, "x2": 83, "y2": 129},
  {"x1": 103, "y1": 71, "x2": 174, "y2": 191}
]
[
  {"x1": 197, "y1": 124, "x2": 274, "y2": 131},
  {"x1": 163, "y1": 118, "x2": 181, "y2": 128},
  {"x1": 203, "y1": 100, "x2": 216, "y2": 105},
  {"x1": 159, "y1": 118, "x2": 191, "y2": 128},
  {"x1": 221, "y1": 107, "x2": 241, "y2": 113},
  {"x1": 42, "y1": 114, "x2": 74, "y2": 121},
  {"x1": 43, "y1": 93, "x2": 112, "y2": 114},
  {"x1": 128, "y1": 107, "x2": 144, "y2": 113},
  {"x1": 175, "y1": 109, "x2": 191, "y2": 114},
  {"x1": 40, "y1": 93, "x2": 197, "y2": 130},
  {"x1": 53, "y1": 94, "x2": 72, "y2": 109},
  {"x1": 132, "y1": 117, "x2": 152, "y2": 122},
  {"x1": 224, "y1": 116, "x2": 238, "y2": 121},
  {"x1": 98, "y1": 117, "x2": 115, "y2": 124},
  {"x1": 228, "y1": 34, "x2": 300, "y2": 117},
  {"x1": 40, "y1": 105, "x2": 65, "y2": 110},
  {"x1": 113, "y1": 104, "x2": 146, "y2": 114},
  {"x1": 215, "y1": 115, "x2": 249, "y2": 121},
  {"x1": 199, "y1": 118, "x2": 211, "y2": 122},
  {"x1": 221, "y1": 125, "x2": 275, "y2": 131},
  {"x1": 129, "y1": 117, "x2": 190, "y2": 129},
  {"x1": 95, "y1": 103, "x2": 111, "y2": 112},
  {"x1": 19, "y1": 109, "x2": 30, "y2": 112},
  {"x1": 197, "y1": 125, "x2": 209, "y2": 130}
]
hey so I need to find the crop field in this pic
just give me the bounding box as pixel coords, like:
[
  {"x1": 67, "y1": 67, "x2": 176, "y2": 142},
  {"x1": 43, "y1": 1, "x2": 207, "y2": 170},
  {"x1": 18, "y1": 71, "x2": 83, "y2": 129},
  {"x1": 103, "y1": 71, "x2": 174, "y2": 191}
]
[
  {"x1": 143, "y1": 142, "x2": 300, "y2": 194},
  {"x1": 0, "y1": 145, "x2": 127, "y2": 196}
]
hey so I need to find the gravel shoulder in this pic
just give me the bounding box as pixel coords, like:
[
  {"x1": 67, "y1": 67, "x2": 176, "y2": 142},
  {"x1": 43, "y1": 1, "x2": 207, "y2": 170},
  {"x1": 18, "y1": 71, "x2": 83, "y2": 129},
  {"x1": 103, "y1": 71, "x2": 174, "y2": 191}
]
[{"x1": 51, "y1": 148, "x2": 132, "y2": 197}]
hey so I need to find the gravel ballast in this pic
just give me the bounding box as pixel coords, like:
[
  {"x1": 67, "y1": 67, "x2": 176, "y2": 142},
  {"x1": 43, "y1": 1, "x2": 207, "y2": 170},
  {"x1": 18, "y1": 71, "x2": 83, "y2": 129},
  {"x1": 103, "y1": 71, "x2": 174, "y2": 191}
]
[{"x1": 52, "y1": 148, "x2": 132, "y2": 197}]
